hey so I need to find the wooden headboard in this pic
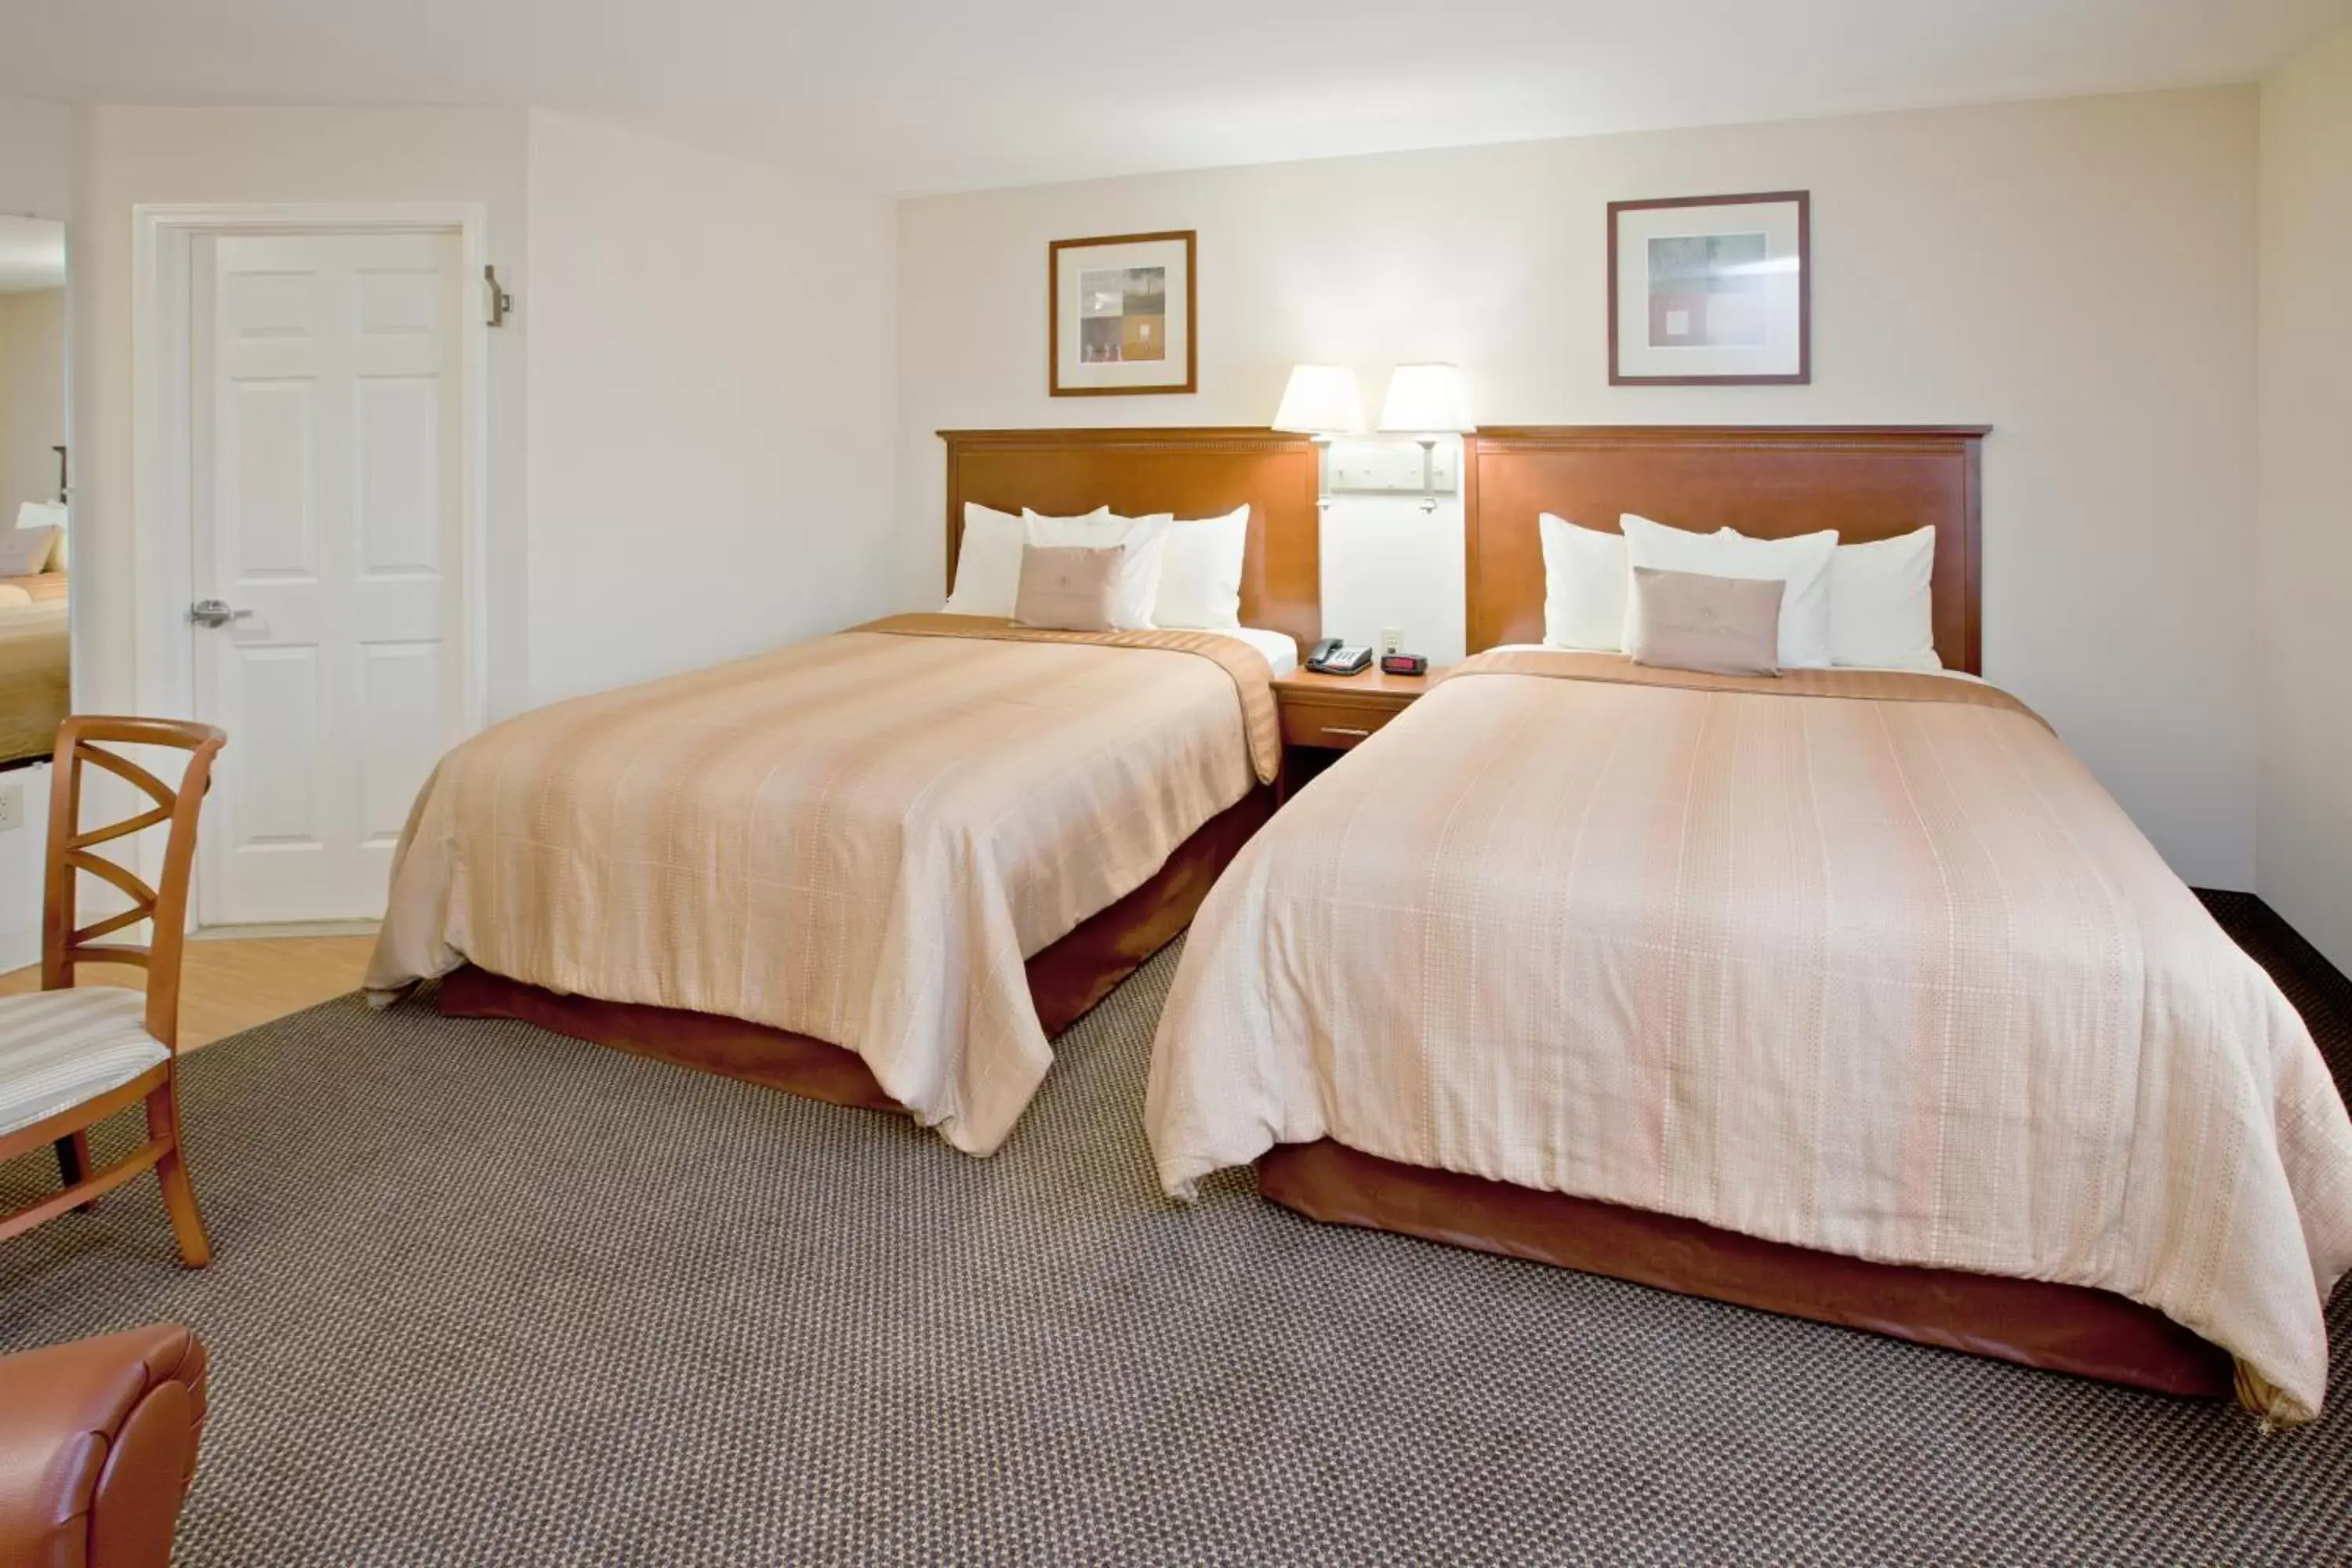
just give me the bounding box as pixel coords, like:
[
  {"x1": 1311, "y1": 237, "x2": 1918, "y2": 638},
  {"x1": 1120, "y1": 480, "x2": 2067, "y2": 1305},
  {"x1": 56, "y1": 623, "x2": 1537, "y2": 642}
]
[
  {"x1": 1465, "y1": 426, "x2": 1989, "y2": 672},
  {"x1": 939, "y1": 427, "x2": 1322, "y2": 652}
]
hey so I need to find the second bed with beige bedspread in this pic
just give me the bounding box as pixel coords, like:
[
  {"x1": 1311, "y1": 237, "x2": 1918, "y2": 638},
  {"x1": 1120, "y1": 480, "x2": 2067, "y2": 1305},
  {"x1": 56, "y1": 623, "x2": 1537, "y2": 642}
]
[{"x1": 1147, "y1": 650, "x2": 2352, "y2": 1424}]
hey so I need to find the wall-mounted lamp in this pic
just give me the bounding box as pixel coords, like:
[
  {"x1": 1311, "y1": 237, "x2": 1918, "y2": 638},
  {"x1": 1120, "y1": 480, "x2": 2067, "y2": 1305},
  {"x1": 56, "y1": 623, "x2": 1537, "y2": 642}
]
[
  {"x1": 1272, "y1": 364, "x2": 1366, "y2": 510},
  {"x1": 1377, "y1": 363, "x2": 1475, "y2": 513}
]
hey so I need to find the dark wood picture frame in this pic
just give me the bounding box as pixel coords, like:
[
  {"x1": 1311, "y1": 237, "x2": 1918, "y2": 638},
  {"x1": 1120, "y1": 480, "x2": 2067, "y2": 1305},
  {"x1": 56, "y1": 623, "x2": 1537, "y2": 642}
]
[
  {"x1": 1048, "y1": 230, "x2": 1198, "y2": 398},
  {"x1": 1607, "y1": 191, "x2": 1810, "y2": 387}
]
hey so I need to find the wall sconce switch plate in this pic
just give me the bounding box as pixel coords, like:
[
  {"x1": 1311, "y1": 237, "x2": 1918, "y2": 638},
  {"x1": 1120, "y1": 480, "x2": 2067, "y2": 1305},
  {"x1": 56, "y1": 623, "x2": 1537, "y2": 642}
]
[{"x1": 1327, "y1": 437, "x2": 1460, "y2": 496}]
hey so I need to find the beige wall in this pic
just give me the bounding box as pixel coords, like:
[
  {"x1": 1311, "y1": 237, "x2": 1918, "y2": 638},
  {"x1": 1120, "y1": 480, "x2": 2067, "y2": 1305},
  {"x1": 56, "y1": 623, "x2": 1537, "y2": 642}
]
[
  {"x1": 0, "y1": 288, "x2": 67, "y2": 523},
  {"x1": 523, "y1": 111, "x2": 899, "y2": 706},
  {"x1": 2257, "y1": 21, "x2": 2352, "y2": 969},
  {"x1": 69, "y1": 105, "x2": 534, "y2": 719},
  {"x1": 898, "y1": 87, "x2": 2263, "y2": 888},
  {"x1": 66, "y1": 104, "x2": 902, "y2": 729}
]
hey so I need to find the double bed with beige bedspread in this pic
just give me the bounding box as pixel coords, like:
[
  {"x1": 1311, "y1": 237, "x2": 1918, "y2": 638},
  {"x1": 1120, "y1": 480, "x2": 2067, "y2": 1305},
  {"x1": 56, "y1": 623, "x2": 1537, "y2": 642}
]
[
  {"x1": 1146, "y1": 652, "x2": 2352, "y2": 1423},
  {"x1": 370, "y1": 615, "x2": 1279, "y2": 1156}
]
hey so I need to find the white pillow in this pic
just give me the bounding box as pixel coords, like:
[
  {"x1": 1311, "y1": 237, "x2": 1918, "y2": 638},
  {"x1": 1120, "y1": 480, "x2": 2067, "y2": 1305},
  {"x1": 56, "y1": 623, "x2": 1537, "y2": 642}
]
[
  {"x1": 14, "y1": 503, "x2": 65, "y2": 572},
  {"x1": 0, "y1": 527, "x2": 57, "y2": 579},
  {"x1": 1153, "y1": 506, "x2": 1250, "y2": 630},
  {"x1": 945, "y1": 503, "x2": 1109, "y2": 619},
  {"x1": 1828, "y1": 527, "x2": 1940, "y2": 671},
  {"x1": 1537, "y1": 514, "x2": 1631, "y2": 651},
  {"x1": 1024, "y1": 509, "x2": 1172, "y2": 632},
  {"x1": 1621, "y1": 514, "x2": 1838, "y2": 669}
]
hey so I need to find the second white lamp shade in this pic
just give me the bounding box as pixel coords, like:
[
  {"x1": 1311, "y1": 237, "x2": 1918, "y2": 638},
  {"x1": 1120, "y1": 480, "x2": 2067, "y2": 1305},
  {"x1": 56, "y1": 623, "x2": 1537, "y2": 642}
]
[
  {"x1": 1271, "y1": 365, "x2": 1367, "y2": 435},
  {"x1": 1377, "y1": 363, "x2": 1475, "y2": 434}
]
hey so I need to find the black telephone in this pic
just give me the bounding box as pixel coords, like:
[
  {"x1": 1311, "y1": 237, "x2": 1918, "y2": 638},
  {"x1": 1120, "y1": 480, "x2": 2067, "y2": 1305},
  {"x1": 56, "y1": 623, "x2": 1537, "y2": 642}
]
[{"x1": 1305, "y1": 637, "x2": 1374, "y2": 676}]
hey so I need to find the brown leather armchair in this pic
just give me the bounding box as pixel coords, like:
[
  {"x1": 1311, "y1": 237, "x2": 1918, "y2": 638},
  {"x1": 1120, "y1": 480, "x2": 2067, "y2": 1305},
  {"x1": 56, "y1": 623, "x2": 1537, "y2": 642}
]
[{"x1": 0, "y1": 1326, "x2": 208, "y2": 1568}]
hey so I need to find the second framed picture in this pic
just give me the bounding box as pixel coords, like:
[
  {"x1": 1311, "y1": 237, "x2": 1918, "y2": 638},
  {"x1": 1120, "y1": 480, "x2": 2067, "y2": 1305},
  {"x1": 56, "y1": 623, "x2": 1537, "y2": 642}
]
[
  {"x1": 1609, "y1": 191, "x2": 1809, "y2": 385},
  {"x1": 1049, "y1": 230, "x2": 1196, "y2": 397}
]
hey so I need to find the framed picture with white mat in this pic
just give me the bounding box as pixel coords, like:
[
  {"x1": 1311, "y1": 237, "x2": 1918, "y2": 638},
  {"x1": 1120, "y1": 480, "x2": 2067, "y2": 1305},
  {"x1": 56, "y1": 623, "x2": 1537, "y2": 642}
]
[
  {"x1": 1609, "y1": 191, "x2": 1809, "y2": 386},
  {"x1": 1049, "y1": 230, "x2": 1196, "y2": 397}
]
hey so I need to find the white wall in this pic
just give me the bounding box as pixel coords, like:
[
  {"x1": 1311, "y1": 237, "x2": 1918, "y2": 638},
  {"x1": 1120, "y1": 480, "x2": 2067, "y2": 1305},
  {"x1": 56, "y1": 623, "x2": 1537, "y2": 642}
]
[
  {"x1": 2257, "y1": 22, "x2": 2352, "y2": 969},
  {"x1": 69, "y1": 106, "x2": 534, "y2": 721},
  {"x1": 898, "y1": 87, "x2": 2262, "y2": 889},
  {"x1": 0, "y1": 95, "x2": 71, "y2": 221},
  {"x1": 522, "y1": 111, "x2": 898, "y2": 705},
  {"x1": 0, "y1": 287, "x2": 68, "y2": 521}
]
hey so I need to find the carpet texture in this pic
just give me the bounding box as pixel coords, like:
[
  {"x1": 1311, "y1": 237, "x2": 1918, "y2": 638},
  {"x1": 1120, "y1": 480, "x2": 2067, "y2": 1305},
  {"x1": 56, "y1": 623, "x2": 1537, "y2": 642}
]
[{"x1": 2, "y1": 898, "x2": 2347, "y2": 1565}]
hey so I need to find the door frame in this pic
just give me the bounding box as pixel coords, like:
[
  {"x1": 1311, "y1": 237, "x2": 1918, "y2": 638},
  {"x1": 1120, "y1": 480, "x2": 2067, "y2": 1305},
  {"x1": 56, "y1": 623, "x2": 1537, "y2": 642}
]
[{"x1": 130, "y1": 203, "x2": 492, "y2": 916}]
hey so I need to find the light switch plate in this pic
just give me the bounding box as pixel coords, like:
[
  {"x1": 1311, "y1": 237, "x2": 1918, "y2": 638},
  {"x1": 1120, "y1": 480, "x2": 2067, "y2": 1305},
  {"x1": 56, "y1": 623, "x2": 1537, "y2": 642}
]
[{"x1": 0, "y1": 777, "x2": 23, "y2": 832}]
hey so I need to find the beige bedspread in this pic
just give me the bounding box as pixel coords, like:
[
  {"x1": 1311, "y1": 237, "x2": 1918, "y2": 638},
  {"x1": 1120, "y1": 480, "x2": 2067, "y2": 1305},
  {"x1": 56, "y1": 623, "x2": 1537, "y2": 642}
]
[
  {"x1": 369, "y1": 615, "x2": 1276, "y2": 1155},
  {"x1": 1147, "y1": 650, "x2": 2352, "y2": 1422},
  {"x1": 0, "y1": 595, "x2": 69, "y2": 766},
  {"x1": 0, "y1": 572, "x2": 70, "y2": 604}
]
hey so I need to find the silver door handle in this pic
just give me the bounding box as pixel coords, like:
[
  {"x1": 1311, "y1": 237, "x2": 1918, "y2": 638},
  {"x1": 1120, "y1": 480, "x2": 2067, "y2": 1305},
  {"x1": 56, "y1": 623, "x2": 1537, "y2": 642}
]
[{"x1": 189, "y1": 599, "x2": 253, "y2": 629}]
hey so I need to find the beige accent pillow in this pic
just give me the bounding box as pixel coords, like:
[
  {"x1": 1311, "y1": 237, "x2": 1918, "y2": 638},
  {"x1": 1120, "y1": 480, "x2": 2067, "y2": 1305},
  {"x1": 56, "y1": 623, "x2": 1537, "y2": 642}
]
[
  {"x1": 1628, "y1": 566, "x2": 1784, "y2": 677},
  {"x1": 1013, "y1": 543, "x2": 1124, "y2": 632},
  {"x1": 1024, "y1": 510, "x2": 1171, "y2": 630}
]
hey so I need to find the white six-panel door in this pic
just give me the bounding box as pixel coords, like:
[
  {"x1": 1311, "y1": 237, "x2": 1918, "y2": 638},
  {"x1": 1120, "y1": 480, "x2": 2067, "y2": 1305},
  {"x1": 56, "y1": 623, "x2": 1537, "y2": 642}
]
[{"x1": 190, "y1": 230, "x2": 466, "y2": 925}]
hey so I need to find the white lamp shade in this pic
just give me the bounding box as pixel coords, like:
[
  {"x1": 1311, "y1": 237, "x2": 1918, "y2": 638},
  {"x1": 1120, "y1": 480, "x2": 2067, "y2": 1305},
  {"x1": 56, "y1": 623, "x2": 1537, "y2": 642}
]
[
  {"x1": 1377, "y1": 363, "x2": 1475, "y2": 434},
  {"x1": 1271, "y1": 365, "x2": 1366, "y2": 435}
]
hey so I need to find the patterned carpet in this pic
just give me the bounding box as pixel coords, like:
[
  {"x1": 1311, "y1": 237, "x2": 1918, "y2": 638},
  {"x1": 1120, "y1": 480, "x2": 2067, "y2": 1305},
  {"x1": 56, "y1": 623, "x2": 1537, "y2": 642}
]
[{"x1": 2, "y1": 898, "x2": 2347, "y2": 1565}]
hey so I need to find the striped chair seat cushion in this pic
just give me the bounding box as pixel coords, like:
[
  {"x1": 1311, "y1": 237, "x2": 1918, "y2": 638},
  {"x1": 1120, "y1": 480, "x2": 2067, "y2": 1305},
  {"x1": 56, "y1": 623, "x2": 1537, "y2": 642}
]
[{"x1": 0, "y1": 988, "x2": 169, "y2": 1137}]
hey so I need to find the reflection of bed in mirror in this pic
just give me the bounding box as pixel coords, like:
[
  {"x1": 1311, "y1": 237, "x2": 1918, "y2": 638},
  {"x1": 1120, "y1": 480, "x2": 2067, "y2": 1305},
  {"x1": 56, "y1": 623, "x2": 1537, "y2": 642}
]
[
  {"x1": 0, "y1": 219, "x2": 71, "y2": 769},
  {"x1": 0, "y1": 502, "x2": 71, "y2": 768},
  {"x1": 0, "y1": 506, "x2": 69, "y2": 769}
]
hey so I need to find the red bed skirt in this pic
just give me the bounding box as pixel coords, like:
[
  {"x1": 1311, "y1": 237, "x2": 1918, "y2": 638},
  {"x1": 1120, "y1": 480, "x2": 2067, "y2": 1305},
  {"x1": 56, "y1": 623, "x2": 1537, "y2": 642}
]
[
  {"x1": 438, "y1": 787, "x2": 1273, "y2": 1112},
  {"x1": 1258, "y1": 1138, "x2": 2235, "y2": 1400}
]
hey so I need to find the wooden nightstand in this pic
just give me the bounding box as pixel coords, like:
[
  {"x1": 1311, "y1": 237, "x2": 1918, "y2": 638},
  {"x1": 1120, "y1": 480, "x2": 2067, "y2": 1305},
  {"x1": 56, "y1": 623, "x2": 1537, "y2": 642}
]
[{"x1": 1272, "y1": 665, "x2": 1444, "y2": 795}]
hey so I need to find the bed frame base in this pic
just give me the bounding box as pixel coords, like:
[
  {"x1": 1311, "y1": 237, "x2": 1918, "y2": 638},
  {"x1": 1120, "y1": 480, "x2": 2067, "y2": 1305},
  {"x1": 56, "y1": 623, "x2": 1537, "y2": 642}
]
[
  {"x1": 438, "y1": 788, "x2": 1273, "y2": 1113},
  {"x1": 1258, "y1": 1138, "x2": 2234, "y2": 1400}
]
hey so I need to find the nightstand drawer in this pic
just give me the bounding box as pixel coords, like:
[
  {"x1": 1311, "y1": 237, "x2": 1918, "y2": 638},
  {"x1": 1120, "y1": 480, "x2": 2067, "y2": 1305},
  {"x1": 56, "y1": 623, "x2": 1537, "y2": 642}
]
[{"x1": 1279, "y1": 698, "x2": 1400, "y2": 751}]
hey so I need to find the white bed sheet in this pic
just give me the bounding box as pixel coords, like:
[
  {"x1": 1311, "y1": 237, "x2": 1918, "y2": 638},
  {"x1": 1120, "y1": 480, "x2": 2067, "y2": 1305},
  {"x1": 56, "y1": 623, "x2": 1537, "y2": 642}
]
[
  {"x1": 1490, "y1": 644, "x2": 1980, "y2": 683},
  {"x1": 1210, "y1": 626, "x2": 1298, "y2": 677}
]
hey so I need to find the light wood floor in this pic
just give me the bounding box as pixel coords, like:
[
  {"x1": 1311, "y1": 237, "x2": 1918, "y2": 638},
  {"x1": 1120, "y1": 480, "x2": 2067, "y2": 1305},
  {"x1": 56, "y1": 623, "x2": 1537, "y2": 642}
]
[{"x1": 0, "y1": 935, "x2": 376, "y2": 1049}]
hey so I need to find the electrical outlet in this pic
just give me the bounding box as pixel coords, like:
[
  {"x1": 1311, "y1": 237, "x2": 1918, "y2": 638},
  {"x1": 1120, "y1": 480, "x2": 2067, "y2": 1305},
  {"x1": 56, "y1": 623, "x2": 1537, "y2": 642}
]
[
  {"x1": 1379, "y1": 626, "x2": 1404, "y2": 657},
  {"x1": 0, "y1": 777, "x2": 22, "y2": 832}
]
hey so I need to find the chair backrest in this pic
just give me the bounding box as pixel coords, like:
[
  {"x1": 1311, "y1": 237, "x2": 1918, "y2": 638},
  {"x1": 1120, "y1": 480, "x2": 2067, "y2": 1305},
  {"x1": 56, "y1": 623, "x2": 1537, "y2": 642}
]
[{"x1": 42, "y1": 717, "x2": 228, "y2": 1050}]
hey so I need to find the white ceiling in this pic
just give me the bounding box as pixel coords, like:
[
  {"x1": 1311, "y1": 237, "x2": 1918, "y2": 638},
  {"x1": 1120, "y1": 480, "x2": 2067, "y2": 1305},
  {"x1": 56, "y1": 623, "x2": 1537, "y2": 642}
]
[
  {"x1": 0, "y1": 216, "x2": 67, "y2": 292},
  {"x1": 5, "y1": 0, "x2": 2348, "y2": 194}
]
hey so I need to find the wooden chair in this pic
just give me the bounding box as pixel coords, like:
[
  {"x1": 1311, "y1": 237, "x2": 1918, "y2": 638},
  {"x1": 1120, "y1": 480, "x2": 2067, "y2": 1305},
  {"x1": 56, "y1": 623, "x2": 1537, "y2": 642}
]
[{"x1": 0, "y1": 717, "x2": 226, "y2": 1265}]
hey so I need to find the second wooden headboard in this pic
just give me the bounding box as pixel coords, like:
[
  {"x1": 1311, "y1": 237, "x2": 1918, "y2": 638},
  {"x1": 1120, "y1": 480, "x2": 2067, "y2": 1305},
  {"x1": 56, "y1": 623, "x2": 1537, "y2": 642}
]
[
  {"x1": 938, "y1": 427, "x2": 1322, "y2": 653},
  {"x1": 1465, "y1": 425, "x2": 1988, "y2": 672}
]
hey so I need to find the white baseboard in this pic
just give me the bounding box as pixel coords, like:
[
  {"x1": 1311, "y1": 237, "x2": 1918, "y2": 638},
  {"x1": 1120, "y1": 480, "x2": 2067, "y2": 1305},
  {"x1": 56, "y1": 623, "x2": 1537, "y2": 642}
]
[{"x1": 191, "y1": 918, "x2": 381, "y2": 942}]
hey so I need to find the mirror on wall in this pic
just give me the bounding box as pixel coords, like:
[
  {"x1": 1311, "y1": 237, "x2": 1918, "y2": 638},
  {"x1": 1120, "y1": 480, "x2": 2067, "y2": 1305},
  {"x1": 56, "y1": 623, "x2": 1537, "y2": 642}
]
[{"x1": 0, "y1": 215, "x2": 67, "y2": 771}]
